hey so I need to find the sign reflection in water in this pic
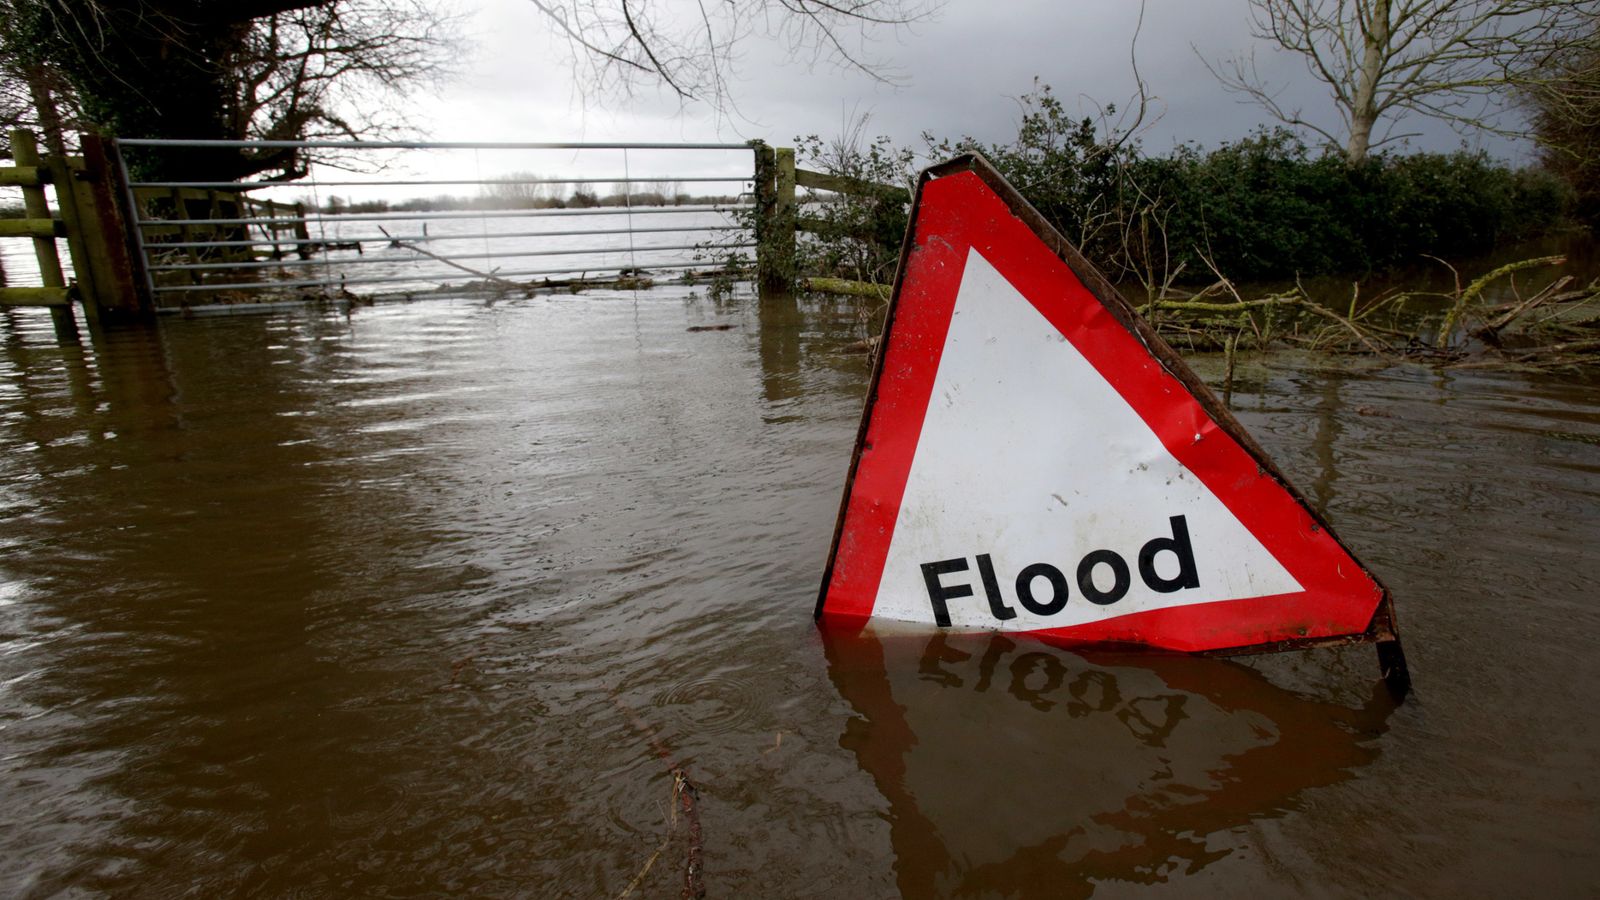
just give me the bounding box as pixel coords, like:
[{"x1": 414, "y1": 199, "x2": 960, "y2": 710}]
[{"x1": 822, "y1": 625, "x2": 1395, "y2": 897}]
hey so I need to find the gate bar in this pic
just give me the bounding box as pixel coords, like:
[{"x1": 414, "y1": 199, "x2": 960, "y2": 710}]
[
  {"x1": 156, "y1": 224, "x2": 743, "y2": 251},
  {"x1": 148, "y1": 242, "x2": 753, "y2": 272},
  {"x1": 138, "y1": 206, "x2": 751, "y2": 228},
  {"x1": 118, "y1": 139, "x2": 751, "y2": 150},
  {"x1": 152, "y1": 259, "x2": 750, "y2": 293},
  {"x1": 130, "y1": 176, "x2": 749, "y2": 190}
]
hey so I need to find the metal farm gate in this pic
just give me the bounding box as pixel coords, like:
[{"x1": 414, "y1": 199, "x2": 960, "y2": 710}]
[{"x1": 112, "y1": 139, "x2": 760, "y2": 306}]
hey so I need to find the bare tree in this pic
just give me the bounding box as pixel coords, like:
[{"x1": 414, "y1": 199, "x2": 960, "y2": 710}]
[
  {"x1": 526, "y1": 0, "x2": 940, "y2": 113},
  {"x1": 1525, "y1": 20, "x2": 1600, "y2": 216},
  {"x1": 0, "y1": 0, "x2": 461, "y2": 179},
  {"x1": 1211, "y1": 0, "x2": 1600, "y2": 163},
  {"x1": 228, "y1": 0, "x2": 461, "y2": 145},
  {"x1": 0, "y1": 3, "x2": 95, "y2": 153}
]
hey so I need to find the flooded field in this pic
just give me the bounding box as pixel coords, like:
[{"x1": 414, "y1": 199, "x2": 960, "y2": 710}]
[{"x1": 1, "y1": 288, "x2": 1598, "y2": 897}]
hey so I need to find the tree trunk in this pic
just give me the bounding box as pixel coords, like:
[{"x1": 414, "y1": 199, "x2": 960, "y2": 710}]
[
  {"x1": 25, "y1": 67, "x2": 68, "y2": 159},
  {"x1": 1346, "y1": 113, "x2": 1375, "y2": 164},
  {"x1": 1345, "y1": 0, "x2": 1393, "y2": 164}
]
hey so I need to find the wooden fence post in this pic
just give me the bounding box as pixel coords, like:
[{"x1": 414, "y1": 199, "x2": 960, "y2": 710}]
[
  {"x1": 771, "y1": 147, "x2": 797, "y2": 293},
  {"x1": 46, "y1": 156, "x2": 101, "y2": 328},
  {"x1": 11, "y1": 129, "x2": 77, "y2": 341},
  {"x1": 266, "y1": 199, "x2": 284, "y2": 260},
  {"x1": 293, "y1": 202, "x2": 312, "y2": 259},
  {"x1": 751, "y1": 141, "x2": 783, "y2": 293}
]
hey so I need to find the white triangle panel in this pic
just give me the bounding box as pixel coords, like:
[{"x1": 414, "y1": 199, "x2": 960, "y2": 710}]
[{"x1": 873, "y1": 249, "x2": 1302, "y2": 630}]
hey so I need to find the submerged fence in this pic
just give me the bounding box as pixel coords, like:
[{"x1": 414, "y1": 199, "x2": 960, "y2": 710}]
[
  {"x1": 0, "y1": 130, "x2": 76, "y2": 339},
  {"x1": 0, "y1": 132, "x2": 891, "y2": 339},
  {"x1": 113, "y1": 139, "x2": 759, "y2": 304}
]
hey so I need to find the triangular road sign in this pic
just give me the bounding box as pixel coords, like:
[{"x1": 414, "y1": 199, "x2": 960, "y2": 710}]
[{"x1": 817, "y1": 155, "x2": 1406, "y2": 672}]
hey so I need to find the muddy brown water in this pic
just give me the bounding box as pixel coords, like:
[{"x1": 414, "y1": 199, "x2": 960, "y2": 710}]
[{"x1": 2, "y1": 290, "x2": 1597, "y2": 898}]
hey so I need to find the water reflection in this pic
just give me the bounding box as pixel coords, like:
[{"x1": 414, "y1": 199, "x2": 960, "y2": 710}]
[
  {"x1": 0, "y1": 314, "x2": 422, "y2": 896},
  {"x1": 757, "y1": 292, "x2": 804, "y2": 410},
  {"x1": 823, "y1": 625, "x2": 1395, "y2": 897}
]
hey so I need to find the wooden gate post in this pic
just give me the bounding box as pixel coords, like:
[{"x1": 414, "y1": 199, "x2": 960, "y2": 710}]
[{"x1": 72, "y1": 134, "x2": 152, "y2": 319}]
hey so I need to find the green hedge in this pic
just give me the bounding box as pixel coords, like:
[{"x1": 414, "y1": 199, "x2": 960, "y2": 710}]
[
  {"x1": 802, "y1": 88, "x2": 1575, "y2": 286},
  {"x1": 1141, "y1": 133, "x2": 1569, "y2": 281},
  {"x1": 942, "y1": 87, "x2": 1574, "y2": 283}
]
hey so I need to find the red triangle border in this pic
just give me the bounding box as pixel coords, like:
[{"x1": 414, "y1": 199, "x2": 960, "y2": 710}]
[{"x1": 817, "y1": 160, "x2": 1398, "y2": 655}]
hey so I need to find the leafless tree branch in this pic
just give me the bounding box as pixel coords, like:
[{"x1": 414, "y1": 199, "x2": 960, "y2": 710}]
[
  {"x1": 524, "y1": 0, "x2": 940, "y2": 114},
  {"x1": 1208, "y1": 0, "x2": 1600, "y2": 162}
]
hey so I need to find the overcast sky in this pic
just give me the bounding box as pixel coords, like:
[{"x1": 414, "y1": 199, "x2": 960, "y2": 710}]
[
  {"x1": 404, "y1": 0, "x2": 1528, "y2": 155},
  {"x1": 306, "y1": 0, "x2": 1528, "y2": 198}
]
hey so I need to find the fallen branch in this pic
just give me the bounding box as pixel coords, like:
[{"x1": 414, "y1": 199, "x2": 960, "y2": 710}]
[
  {"x1": 610, "y1": 696, "x2": 705, "y2": 900},
  {"x1": 1154, "y1": 296, "x2": 1298, "y2": 313},
  {"x1": 1510, "y1": 337, "x2": 1600, "y2": 360},
  {"x1": 1297, "y1": 292, "x2": 1396, "y2": 359},
  {"x1": 800, "y1": 276, "x2": 891, "y2": 300},
  {"x1": 378, "y1": 226, "x2": 526, "y2": 293},
  {"x1": 1472, "y1": 276, "x2": 1574, "y2": 346},
  {"x1": 1436, "y1": 255, "x2": 1565, "y2": 350},
  {"x1": 675, "y1": 770, "x2": 703, "y2": 900}
]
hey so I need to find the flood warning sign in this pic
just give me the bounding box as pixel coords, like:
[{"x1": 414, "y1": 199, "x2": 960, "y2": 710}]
[{"x1": 815, "y1": 155, "x2": 1399, "y2": 655}]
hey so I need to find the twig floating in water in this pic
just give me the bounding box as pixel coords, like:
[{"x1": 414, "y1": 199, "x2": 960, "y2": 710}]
[{"x1": 610, "y1": 696, "x2": 706, "y2": 899}]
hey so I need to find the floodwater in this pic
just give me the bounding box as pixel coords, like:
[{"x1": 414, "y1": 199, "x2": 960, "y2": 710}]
[{"x1": 1, "y1": 289, "x2": 1597, "y2": 898}]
